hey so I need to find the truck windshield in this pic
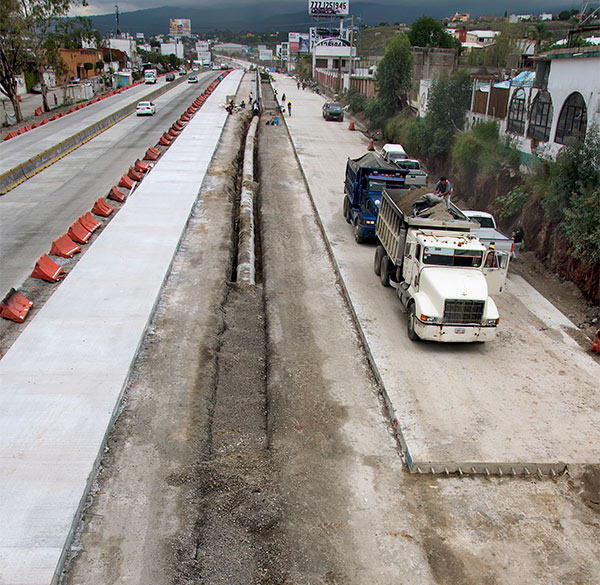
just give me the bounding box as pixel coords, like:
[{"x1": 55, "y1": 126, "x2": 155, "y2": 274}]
[{"x1": 422, "y1": 247, "x2": 483, "y2": 267}]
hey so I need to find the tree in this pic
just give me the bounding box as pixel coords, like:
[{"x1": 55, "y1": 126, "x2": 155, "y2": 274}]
[
  {"x1": 375, "y1": 34, "x2": 413, "y2": 117},
  {"x1": 527, "y1": 23, "x2": 552, "y2": 54},
  {"x1": 419, "y1": 70, "x2": 472, "y2": 159},
  {"x1": 0, "y1": 0, "x2": 29, "y2": 121},
  {"x1": 408, "y1": 16, "x2": 458, "y2": 49}
]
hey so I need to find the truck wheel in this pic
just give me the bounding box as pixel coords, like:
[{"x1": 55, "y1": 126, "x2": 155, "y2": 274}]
[
  {"x1": 354, "y1": 218, "x2": 365, "y2": 243},
  {"x1": 380, "y1": 255, "x2": 390, "y2": 287},
  {"x1": 343, "y1": 198, "x2": 351, "y2": 223},
  {"x1": 374, "y1": 246, "x2": 385, "y2": 275},
  {"x1": 407, "y1": 304, "x2": 419, "y2": 341}
]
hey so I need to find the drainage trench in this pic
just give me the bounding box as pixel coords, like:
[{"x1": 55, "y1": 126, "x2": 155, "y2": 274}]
[{"x1": 176, "y1": 110, "x2": 287, "y2": 583}]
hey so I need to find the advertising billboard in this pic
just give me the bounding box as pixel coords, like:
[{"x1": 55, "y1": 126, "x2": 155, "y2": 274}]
[
  {"x1": 169, "y1": 18, "x2": 191, "y2": 36},
  {"x1": 289, "y1": 32, "x2": 300, "y2": 52},
  {"x1": 308, "y1": 0, "x2": 349, "y2": 17}
]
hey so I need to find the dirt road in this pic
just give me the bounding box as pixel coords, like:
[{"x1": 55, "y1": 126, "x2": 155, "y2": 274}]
[{"x1": 61, "y1": 79, "x2": 600, "y2": 585}]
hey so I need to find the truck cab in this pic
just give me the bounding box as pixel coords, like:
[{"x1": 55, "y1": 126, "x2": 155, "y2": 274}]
[{"x1": 343, "y1": 153, "x2": 408, "y2": 243}]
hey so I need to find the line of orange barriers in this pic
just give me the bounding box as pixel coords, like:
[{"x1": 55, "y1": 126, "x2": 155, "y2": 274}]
[{"x1": 1, "y1": 72, "x2": 231, "y2": 324}]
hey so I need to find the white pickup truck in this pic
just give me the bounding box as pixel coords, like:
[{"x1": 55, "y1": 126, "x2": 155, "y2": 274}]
[
  {"x1": 461, "y1": 210, "x2": 513, "y2": 255},
  {"x1": 380, "y1": 143, "x2": 428, "y2": 188}
]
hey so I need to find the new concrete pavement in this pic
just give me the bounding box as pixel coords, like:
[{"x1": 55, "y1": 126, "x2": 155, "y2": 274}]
[{"x1": 0, "y1": 69, "x2": 243, "y2": 585}]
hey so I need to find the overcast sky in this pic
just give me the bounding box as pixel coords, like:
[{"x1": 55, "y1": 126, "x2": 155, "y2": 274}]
[{"x1": 69, "y1": 0, "x2": 591, "y2": 17}]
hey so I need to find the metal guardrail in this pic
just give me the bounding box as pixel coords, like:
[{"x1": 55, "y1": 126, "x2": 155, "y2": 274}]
[{"x1": 0, "y1": 77, "x2": 186, "y2": 195}]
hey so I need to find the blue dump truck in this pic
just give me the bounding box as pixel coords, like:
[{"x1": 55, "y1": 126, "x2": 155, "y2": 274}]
[{"x1": 343, "y1": 152, "x2": 408, "y2": 243}]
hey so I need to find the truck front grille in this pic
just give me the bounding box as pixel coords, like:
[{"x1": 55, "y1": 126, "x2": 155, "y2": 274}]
[{"x1": 443, "y1": 300, "x2": 484, "y2": 324}]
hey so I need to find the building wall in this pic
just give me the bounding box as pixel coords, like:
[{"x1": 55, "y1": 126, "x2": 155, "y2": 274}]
[
  {"x1": 58, "y1": 49, "x2": 104, "y2": 82},
  {"x1": 466, "y1": 54, "x2": 600, "y2": 161},
  {"x1": 410, "y1": 47, "x2": 458, "y2": 102}
]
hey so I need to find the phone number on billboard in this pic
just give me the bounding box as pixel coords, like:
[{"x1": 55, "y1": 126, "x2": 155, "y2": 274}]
[{"x1": 309, "y1": 1, "x2": 349, "y2": 16}]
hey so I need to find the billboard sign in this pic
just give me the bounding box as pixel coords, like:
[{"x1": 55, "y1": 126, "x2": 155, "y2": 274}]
[
  {"x1": 169, "y1": 18, "x2": 191, "y2": 36},
  {"x1": 308, "y1": 0, "x2": 349, "y2": 17},
  {"x1": 309, "y1": 26, "x2": 347, "y2": 50},
  {"x1": 289, "y1": 32, "x2": 300, "y2": 52}
]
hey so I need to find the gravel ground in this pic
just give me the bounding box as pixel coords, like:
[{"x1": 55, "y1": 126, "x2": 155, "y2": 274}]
[{"x1": 57, "y1": 76, "x2": 600, "y2": 585}]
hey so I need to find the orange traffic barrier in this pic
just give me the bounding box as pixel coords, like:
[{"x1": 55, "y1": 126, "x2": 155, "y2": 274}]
[
  {"x1": 159, "y1": 134, "x2": 173, "y2": 146},
  {"x1": 128, "y1": 166, "x2": 143, "y2": 181},
  {"x1": 50, "y1": 233, "x2": 81, "y2": 258},
  {"x1": 34, "y1": 106, "x2": 42, "y2": 116},
  {"x1": 168, "y1": 127, "x2": 180, "y2": 137},
  {"x1": 144, "y1": 148, "x2": 159, "y2": 161},
  {"x1": 148, "y1": 145, "x2": 160, "y2": 156},
  {"x1": 119, "y1": 174, "x2": 135, "y2": 189},
  {"x1": 17, "y1": 127, "x2": 26, "y2": 135},
  {"x1": 32, "y1": 253, "x2": 65, "y2": 282},
  {"x1": 592, "y1": 329, "x2": 600, "y2": 353},
  {"x1": 40, "y1": 118, "x2": 48, "y2": 125},
  {"x1": 3, "y1": 131, "x2": 17, "y2": 141},
  {"x1": 79, "y1": 211, "x2": 101, "y2": 233},
  {"x1": 108, "y1": 185, "x2": 126, "y2": 202},
  {"x1": 367, "y1": 138, "x2": 375, "y2": 151},
  {"x1": 0, "y1": 289, "x2": 33, "y2": 323},
  {"x1": 181, "y1": 113, "x2": 190, "y2": 122},
  {"x1": 173, "y1": 121, "x2": 184, "y2": 130},
  {"x1": 135, "y1": 159, "x2": 151, "y2": 173},
  {"x1": 67, "y1": 107, "x2": 76, "y2": 114},
  {"x1": 68, "y1": 219, "x2": 92, "y2": 244},
  {"x1": 348, "y1": 120, "x2": 355, "y2": 131},
  {"x1": 92, "y1": 197, "x2": 114, "y2": 217}
]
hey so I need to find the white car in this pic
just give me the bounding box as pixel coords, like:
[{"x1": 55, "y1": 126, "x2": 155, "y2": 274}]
[
  {"x1": 136, "y1": 101, "x2": 156, "y2": 116},
  {"x1": 188, "y1": 75, "x2": 198, "y2": 83}
]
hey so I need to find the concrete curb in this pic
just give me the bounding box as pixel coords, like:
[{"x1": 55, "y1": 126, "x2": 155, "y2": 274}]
[{"x1": 237, "y1": 116, "x2": 259, "y2": 285}]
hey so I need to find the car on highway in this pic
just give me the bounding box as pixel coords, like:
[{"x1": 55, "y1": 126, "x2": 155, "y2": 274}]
[
  {"x1": 322, "y1": 101, "x2": 344, "y2": 122},
  {"x1": 136, "y1": 101, "x2": 156, "y2": 116},
  {"x1": 187, "y1": 75, "x2": 198, "y2": 83},
  {"x1": 165, "y1": 72, "x2": 175, "y2": 81},
  {"x1": 179, "y1": 69, "x2": 187, "y2": 76}
]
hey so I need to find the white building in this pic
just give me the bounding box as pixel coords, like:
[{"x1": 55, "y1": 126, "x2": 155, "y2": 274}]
[
  {"x1": 160, "y1": 42, "x2": 184, "y2": 59},
  {"x1": 259, "y1": 48, "x2": 273, "y2": 61},
  {"x1": 106, "y1": 37, "x2": 137, "y2": 60},
  {"x1": 468, "y1": 46, "x2": 600, "y2": 161}
]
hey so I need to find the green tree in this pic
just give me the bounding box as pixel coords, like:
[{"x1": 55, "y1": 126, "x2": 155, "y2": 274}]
[
  {"x1": 375, "y1": 34, "x2": 413, "y2": 117},
  {"x1": 295, "y1": 54, "x2": 312, "y2": 81},
  {"x1": 0, "y1": 0, "x2": 28, "y2": 121},
  {"x1": 542, "y1": 129, "x2": 600, "y2": 265},
  {"x1": 527, "y1": 23, "x2": 552, "y2": 54},
  {"x1": 408, "y1": 16, "x2": 458, "y2": 48},
  {"x1": 420, "y1": 70, "x2": 472, "y2": 159}
]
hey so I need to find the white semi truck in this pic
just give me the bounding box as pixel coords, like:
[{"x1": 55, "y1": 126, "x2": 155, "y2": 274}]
[
  {"x1": 144, "y1": 69, "x2": 158, "y2": 84},
  {"x1": 374, "y1": 189, "x2": 508, "y2": 342}
]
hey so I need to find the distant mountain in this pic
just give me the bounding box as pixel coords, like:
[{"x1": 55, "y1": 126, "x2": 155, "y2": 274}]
[{"x1": 89, "y1": 1, "x2": 569, "y2": 36}]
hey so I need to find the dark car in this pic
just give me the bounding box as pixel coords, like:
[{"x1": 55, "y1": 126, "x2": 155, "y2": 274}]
[
  {"x1": 165, "y1": 72, "x2": 175, "y2": 81},
  {"x1": 322, "y1": 101, "x2": 344, "y2": 121}
]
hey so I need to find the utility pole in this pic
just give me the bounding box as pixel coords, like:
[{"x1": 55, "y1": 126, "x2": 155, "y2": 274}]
[{"x1": 115, "y1": 4, "x2": 120, "y2": 36}]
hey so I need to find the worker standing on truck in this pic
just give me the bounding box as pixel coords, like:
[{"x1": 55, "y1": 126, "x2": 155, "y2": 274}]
[{"x1": 434, "y1": 176, "x2": 453, "y2": 203}]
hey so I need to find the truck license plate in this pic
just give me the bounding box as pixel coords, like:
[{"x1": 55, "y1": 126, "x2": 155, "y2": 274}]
[{"x1": 454, "y1": 327, "x2": 466, "y2": 334}]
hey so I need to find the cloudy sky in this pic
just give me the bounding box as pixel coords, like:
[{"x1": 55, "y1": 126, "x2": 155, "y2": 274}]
[{"x1": 70, "y1": 0, "x2": 589, "y2": 17}]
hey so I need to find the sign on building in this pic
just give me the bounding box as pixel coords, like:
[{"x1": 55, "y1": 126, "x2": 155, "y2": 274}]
[
  {"x1": 169, "y1": 18, "x2": 191, "y2": 36},
  {"x1": 308, "y1": 0, "x2": 349, "y2": 17}
]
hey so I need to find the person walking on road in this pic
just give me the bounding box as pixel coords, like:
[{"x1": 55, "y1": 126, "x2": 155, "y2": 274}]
[
  {"x1": 511, "y1": 226, "x2": 524, "y2": 260},
  {"x1": 287, "y1": 101, "x2": 292, "y2": 116},
  {"x1": 282, "y1": 93, "x2": 286, "y2": 103},
  {"x1": 53, "y1": 93, "x2": 58, "y2": 106}
]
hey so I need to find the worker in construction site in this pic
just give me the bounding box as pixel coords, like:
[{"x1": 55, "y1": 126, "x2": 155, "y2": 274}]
[
  {"x1": 434, "y1": 176, "x2": 453, "y2": 203},
  {"x1": 287, "y1": 101, "x2": 292, "y2": 116}
]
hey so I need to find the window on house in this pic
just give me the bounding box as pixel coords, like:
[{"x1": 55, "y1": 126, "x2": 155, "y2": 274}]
[
  {"x1": 555, "y1": 92, "x2": 587, "y2": 144},
  {"x1": 315, "y1": 58, "x2": 327, "y2": 68},
  {"x1": 507, "y1": 88, "x2": 526, "y2": 135},
  {"x1": 527, "y1": 90, "x2": 553, "y2": 142}
]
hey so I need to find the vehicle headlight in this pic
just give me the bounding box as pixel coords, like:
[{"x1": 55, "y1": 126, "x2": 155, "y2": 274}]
[
  {"x1": 421, "y1": 314, "x2": 442, "y2": 324},
  {"x1": 486, "y1": 318, "x2": 499, "y2": 326}
]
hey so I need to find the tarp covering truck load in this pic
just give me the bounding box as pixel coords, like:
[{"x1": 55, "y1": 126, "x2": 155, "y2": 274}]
[
  {"x1": 343, "y1": 153, "x2": 408, "y2": 243},
  {"x1": 374, "y1": 189, "x2": 508, "y2": 343}
]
